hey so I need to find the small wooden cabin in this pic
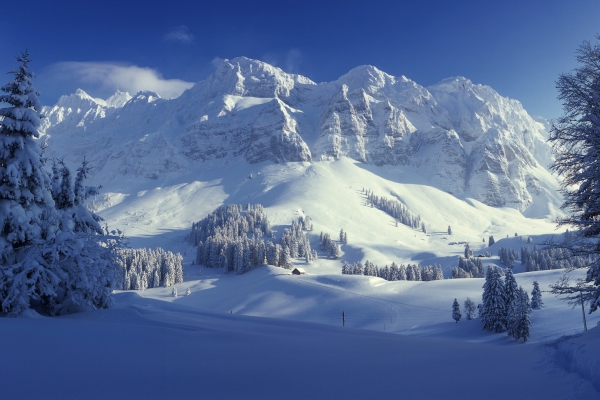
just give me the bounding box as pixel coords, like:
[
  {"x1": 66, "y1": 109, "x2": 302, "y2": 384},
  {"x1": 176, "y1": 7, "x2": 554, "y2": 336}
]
[{"x1": 292, "y1": 268, "x2": 306, "y2": 275}]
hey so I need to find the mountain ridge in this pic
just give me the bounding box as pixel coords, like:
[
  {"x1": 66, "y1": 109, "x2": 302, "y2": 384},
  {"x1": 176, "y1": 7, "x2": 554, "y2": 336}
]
[{"x1": 40, "y1": 57, "x2": 557, "y2": 213}]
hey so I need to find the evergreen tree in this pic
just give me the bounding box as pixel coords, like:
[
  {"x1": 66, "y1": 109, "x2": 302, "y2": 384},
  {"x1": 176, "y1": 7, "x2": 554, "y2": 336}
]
[
  {"x1": 464, "y1": 244, "x2": 472, "y2": 259},
  {"x1": 172, "y1": 287, "x2": 178, "y2": 297},
  {"x1": 489, "y1": 236, "x2": 495, "y2": 247},
  {"x1": 531, "y1": 281, "x2": 543, "y2": 309},
  {"x1": 0, "y1": 52, "x2": 122, "y2": 316},
  {"x1": 452, "y1": 298, "x2": 461, "y2": 323},
  {"x1": 186, "y1": 287, "x2": 191, "y2": 296},
  {"x1": 504, "y1": 267, "x2": 518, "y2": 310},
  {"x1": 448, "y1": 226, "x2": 452, "y2": 235},
  {"x1": 330, "y1": 242, "x2": 341, "y2": 259},
  {"x1": 281, "y1": 246, "x2": 293, "y2": 269},
  {"x1": 481, "y1": 266, "x2": 507, "y2": 332},
  {"x1": 464, "y1": 297, "x2": 477, "y2": 320},
  {"x1": 511, "y1": 287, "x2": 532, "y2": 342}
]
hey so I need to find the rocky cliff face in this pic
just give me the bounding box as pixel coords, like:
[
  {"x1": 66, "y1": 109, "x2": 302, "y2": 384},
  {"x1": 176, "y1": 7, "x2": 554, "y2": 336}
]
[{"x1": 40, "y1": 57, "x2": 556, "y2": 212}]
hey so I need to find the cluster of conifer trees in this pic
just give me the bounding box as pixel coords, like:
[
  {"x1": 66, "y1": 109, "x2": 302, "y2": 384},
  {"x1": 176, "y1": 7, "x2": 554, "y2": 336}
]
[
  {"x1": 320, "y1": 232, "x2": 341, "y2": 259},
  {"x1": 189, "y1": 205, "x2": 315, "y2": 274},
  {"x1": 451, "y1": 244, "x2": 484, "y2": 278},
  {"x1": 520, "y1": 245, "x2": 594, "y2": 271},
  {"x1": 451, "y1": 257, "x2": 484, "y2": 278},
  {"x1": 115, "y1": 248, "x2": 184, "y2": 290},
  {"x1": 480, "y1": 266, "x2": 536, "y2": 342},
  {"x1": 497, "y1": 247, "x2": 520, "y2": 267},
  {"x1": 363, "y1": 188, "x2": 422, "y2": 229},
  {"x1": 342, "y1": 261, "x2": 443, "y2": 281}
]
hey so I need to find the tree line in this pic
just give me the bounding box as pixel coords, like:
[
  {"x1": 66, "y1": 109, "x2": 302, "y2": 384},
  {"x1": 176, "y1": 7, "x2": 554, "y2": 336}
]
[
  {"x1": 115, "y1": 248, "x2": 184, "y2": 290},
  {"x1": 342, "y1": 261, "x2": 443, "y2": 281},
  {"x1": 363, "y1": 188, "x2": 423, "y2": 230}
]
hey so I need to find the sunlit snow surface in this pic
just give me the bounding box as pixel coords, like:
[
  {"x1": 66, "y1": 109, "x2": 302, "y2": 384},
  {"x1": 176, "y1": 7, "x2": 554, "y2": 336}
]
[{"x1": 2, "y1": 157, "x2": 600, "y2": 398}]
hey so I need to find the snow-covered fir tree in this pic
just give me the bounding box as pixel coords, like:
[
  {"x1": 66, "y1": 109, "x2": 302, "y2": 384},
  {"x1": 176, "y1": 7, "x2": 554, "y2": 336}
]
[
  {"x1": 0, "y1": 52, "x2": 122, "y2": 316},
  {"x1": 481, "y1": 266, "x2": 507, "y2": 332},
  {"x1": 464, "y1": 244, "x2": 472, "y2": 259},
  {"x1": 504, "y1": 267, "x2": 519, "y2": 320},
  {"x1": 464, "y1": 297, "x2": 477, "y2": 320},
  {"x1": 186, "y1": 287, "x2": 191, "y2": 296},
  {"x1": 452, "y1": 298, "x2": 461, "y2": 323},
  {"x1": 531, "y1": 281, "x2": 543, "y2": 309},
  {"x1": 448, "y1": 226, "x2": 452, "y2": 235},
  {"x1": 489, "y1": 236, "x2": 495, "y2": 247},
  {"x1": 510, "y1": 287, "x2": 532, "y2": 342},
  {"x1": 172, "y1": 287, "x2": 178, "y2": 297}
]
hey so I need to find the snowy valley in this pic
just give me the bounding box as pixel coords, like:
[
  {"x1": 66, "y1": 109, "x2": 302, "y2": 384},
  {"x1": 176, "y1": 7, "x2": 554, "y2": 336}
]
[{"x1": 3, "y1": 57, "x2": 600, "y2": 399}]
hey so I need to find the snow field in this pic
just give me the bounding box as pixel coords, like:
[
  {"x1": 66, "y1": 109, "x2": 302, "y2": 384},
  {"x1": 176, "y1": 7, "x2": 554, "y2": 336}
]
[
  {"x1": 4, "y1": 157, "x2": 597, "y2": 397},
  {"x1": 2, "y1": 293, "x2": 599, "y2": 399}
]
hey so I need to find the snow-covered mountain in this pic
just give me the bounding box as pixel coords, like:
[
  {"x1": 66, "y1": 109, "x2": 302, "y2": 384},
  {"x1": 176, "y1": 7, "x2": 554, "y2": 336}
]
[{"x1": 40, "y1": 57, "x2": 557, "y2": 213}]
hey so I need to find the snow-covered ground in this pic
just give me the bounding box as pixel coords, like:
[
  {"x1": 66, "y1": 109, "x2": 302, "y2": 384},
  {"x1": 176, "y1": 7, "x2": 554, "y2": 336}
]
[{"x1": 3, "y1": 156, "x2": 600, "y2": 398}]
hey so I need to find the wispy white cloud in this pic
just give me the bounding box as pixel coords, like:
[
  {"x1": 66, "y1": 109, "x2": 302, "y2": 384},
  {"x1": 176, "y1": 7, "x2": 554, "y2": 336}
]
[
  {"x1": 164, "y1": 25, "x2": 194, "y2": 44},
  {"x1": 47, "y1": 62, "x2": 194, "y2": 99},
  {"x1": 211, "y1": 57, "x2": 225, "y2": 68},
  {"x1": 260, "y1": 49, "x2": 304, "y2": 74},
  {"x1": 285, "y1": 49, "x2": 303, "y2": 74}
]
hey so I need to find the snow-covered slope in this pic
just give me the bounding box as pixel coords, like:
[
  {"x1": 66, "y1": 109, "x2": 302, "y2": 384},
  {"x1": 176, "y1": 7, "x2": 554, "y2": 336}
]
[
  {"x1": 2, "y1": 288, "x2": 599, "y2": 399},
  {"x1": 40, "y1": 57, "x2": 558, "y2": 213}
]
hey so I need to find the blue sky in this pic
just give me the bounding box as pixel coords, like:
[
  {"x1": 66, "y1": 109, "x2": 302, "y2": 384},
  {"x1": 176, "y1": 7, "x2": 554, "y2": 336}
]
[{"x1": 1, "y1": 0, "x2": 598, "y2": 118}]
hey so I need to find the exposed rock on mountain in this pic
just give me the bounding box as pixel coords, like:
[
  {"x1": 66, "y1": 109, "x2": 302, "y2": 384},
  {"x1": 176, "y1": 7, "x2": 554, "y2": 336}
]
[{"x1": 40, "y1": 57, "x2": 556, "y2": 212}]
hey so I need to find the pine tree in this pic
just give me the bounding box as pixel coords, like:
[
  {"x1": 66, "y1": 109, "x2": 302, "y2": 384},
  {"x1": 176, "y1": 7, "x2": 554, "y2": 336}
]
[
  {"x1": 281, "y1": 246, "x2": 293, "y2": 269},
  {"x1": 452, "y1": 298, "x2": 461, "y2": 323},
  {"x1": 481, "y1": 266, "x2": 507, "y2": 332},
  {"x1": 172, "y1": 287, "x2": 178, "y2": 297},
  {"x1": 448, "y1": 226, "x2": 452, "y2": 235},
  {"x1": 512, "y1": 287, "x2": 531, "y2": 342},
  {"x1": 488, "y1": 236, "x2": 495, "y2": 247},
  {"x1": 0, "y1": 52, "x2": 121, "y2": 316},
  {"x1": 464, "y1": 244, "x2": 472, "y2": 259},
  {"x1": 464, "y1": 297, "x2": 477, "y2": 320},
  {"x1": 504, "y1": 267, "x2": 518, "y2": 309},
  {"x1": 330, "y1": 242, "x2": 341, "y2": 259},
  {"x1": 186, "y1": 287, "x2": 191, "y2": 296},
  {"x1": 531, "y1": 281, "x2": 543, "y2": 309}
]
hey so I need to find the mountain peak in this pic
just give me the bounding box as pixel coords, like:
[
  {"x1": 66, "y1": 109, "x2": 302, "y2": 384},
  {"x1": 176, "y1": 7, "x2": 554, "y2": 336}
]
[
  {"x1": 205, "y1": 56, "x2": 315, "y2": 99},
  {"x1": 337, "y1": 64, "x2": 398, "y2": 93},
  {"x1": 429, "y1": 76, "x2": 477, "y2": 92},
  {"x1": 105, "y1": 90, "x2": 132, "y2": 108},
  {"x1": 56, "y1": 89, "x2": 107, "y2": 108}
]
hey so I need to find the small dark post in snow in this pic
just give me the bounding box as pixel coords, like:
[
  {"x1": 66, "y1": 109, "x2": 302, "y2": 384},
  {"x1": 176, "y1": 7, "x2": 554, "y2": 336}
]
[
  {"x1": 580, "y1": 290, "x2": 588, "y2": 331},
  {"x1": 342, "y1": 311, "x2": 345, "y2": 327}
]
